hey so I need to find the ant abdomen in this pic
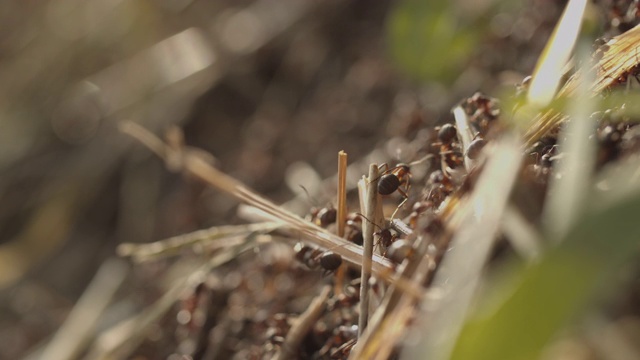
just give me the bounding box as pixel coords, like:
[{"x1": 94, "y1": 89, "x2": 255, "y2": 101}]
[
  {"x1": 319, "y1": 251, "x2": 343, "y2": 271},
  {"x1": 378, "y1": 173, "x2": 401, "y2": 195}
]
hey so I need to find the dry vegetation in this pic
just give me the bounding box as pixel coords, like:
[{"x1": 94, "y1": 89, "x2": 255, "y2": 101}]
[{"x1": 5, "y1": 0, "x2": 640, "y2": 359}]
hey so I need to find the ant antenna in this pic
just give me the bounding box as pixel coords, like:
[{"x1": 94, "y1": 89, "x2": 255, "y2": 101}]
[
  {"x1": 408, "y1": 153, "x2": 436, "y2": 167},
  {"x1": 355, "y1": 212, "x2": 383, "y2": 232},
  {"x1": 298, "y1": 185, "x2": 319, "y2": 206}
]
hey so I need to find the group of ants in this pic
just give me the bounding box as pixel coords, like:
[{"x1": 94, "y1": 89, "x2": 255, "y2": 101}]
[
  {"x1": 291, "y1": 91, "x2": 503, "y2": 282},
  {"x1": 294, "y1": 120, "x2": 479, "y2": 276}
]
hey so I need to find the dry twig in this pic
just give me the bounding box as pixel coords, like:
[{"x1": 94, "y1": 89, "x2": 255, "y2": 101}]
[
  {"x1": 273, "y1": 285, "x2": 332, "y2": 360},
  {"x1": 117, "y1": 221, "x2": 281, "y2": 262},
  {"x1": 359, "y1": 164, "x2": 379, "y2": 336},
  {"x1": 86, "y1": 236, "x2": 259, "y2": 360},
  {"x1": 118, "y1": 123, "x2": 425, "y2": 298},
  {"x1": 40, "y1": 259, "x2": 128, "y2": 360}
]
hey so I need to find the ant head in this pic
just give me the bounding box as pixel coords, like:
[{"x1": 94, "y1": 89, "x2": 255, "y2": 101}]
[{"x1": 396, "y1": 163, "x2": 410, "y2": 173}]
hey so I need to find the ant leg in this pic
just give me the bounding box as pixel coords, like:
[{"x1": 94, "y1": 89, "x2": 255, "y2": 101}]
[
  {"x1": 390, "y1": 195, "x2": 408, "y2": 221},
  {"x1": 390, "y1": 177, "x2": 411, "y2": 221},
  {"x1": 373, "y1": 236, "x2": 384, "y2": 255}
]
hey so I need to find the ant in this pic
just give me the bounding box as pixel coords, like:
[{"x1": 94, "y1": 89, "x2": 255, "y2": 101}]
[
  {"x1": 432, "y1": 123, "x2": 466, "y2": 179},
  {"x1": 316, "y1": 206, "x2": 337, "y2": 228},
  {"x1": 356, "y1": 213, "x2": 400, "y2": 256},
  {"x1": 294, "y1": 243, "x2": 343, "y2": 274},
  {"x1": 378, "y1": 163, "x2": 411, "y2": 197},
  {"x1": 307, "y1": 205, "x2": 337, "y2": 228},
  {"x1": 459, "y1": 93, "x2": 500, "y2": 135},
  {"x1": 300, "y1": 185, "x2": 337, "y2": 228},
  {"x1": 376, "y1": 154, "x2": 435, "y2": 217},
  {"x1": 359, "y1": 215, "x2": 415, "y2": 264}
]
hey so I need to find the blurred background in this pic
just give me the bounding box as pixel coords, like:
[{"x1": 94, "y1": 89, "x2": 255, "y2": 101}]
[{"x1": 0, "y1": 0, "x2": 598, "y2": 358}]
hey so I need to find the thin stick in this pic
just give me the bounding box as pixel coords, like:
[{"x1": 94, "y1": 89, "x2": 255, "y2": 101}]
[
  {"x1": 120, "y1": 124, "x2": 427, "y2": 299},
  {"x1": 119, "y1": 122, "x2": 394, "y2": 274},
  {"x1": 274, "y1": 285, "x2": 331, "y2": 360},
  {"x1": 40, "y1": 259, "x2": 128, "y2": 360},
  {"x1": 359, "y1": 164, "x2": 379, "y2": 336},
  {"x1": 87, "y1": 236, "x2": 259, "y2": 360},
  {"x1": 337, "y1": 151, "x2": 348, "y2": 237},
  {"x1": 335, "y1": 151, "x2": 349, "y2": 295},
  {"x1": 117, "y1": 221, "x2": 281, "y2": 262},
  {"x1": 350, "y1": 215, "x2": 436, "y2": 359},
  {"x1": 452, "y1": 106, "x2": 477, "y2": 172}
]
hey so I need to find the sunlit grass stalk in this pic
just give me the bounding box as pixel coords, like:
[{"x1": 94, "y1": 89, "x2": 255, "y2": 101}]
[
  {"x1": 542, "y1": 44, "x2": 597, "y2": 240},
  {"x1": 527, "y1": 0, "x2": 587, "y2": 107},
  {"x1": 120, "y1": 122, "x2": 426, "y2": 298},
  {"x1": 403, "y1": 136, "x2": 523, "y2": 360},
  {"x1": 359, "y1": 164, "x2": 379, "y2": 336},
  {"x1": 87, "y1": 235, "x2": 259, "y2": 360},
  {"x1": 120, "y1": 123, "x2": 390, "y2": 269},
  {"x1": 274, "y1": 285, "x2": 331, "y2": 360},
  {"x1": 40, "y1": 259, "x2": 128, "y2": 360},
  {"x1": 350, "y1": 212, "x2": 444, "y2": 359},
  {"x1": 117, "y1": 222, "x2": 282, "y2": 262}
]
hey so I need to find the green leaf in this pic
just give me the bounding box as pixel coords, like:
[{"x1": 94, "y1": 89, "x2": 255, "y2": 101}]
[
  {"x1": 386, "y1": 0, "x2": 479, "y2": 84},
  {"x1": 450, "y1": 192, "x2": 640, "y2": 360}
]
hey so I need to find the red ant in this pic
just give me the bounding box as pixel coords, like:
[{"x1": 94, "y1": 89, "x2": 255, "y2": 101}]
[
  {"x1": 376, "y1": 154, "x2": 435, "y2": 218},
  {"x1": 294, "y1": 242, "x2": 343, "y2": 274},
  {"x1": 356, "y1": 213, "x2": 399, "y2": 257}
]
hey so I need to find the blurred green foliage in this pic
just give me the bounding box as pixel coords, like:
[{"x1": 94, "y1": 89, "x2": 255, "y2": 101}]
[
  {"x1": 451, "y1": 187, "x2": 640, "y2": 359},
  {"x1": 386, "y1": 0, "x2": 481, "y2": 84}
]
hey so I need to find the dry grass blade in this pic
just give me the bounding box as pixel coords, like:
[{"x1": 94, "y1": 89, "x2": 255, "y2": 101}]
[
  {"x1": 39, "y1": 259, "x2": 128, "y2": 360},
  {"x1": 118, "y1": 123, "x2": 415, "y2": 291},
  {"x1": 455, "y1": 104, "x2": 540, "y2": 259},
  {"x1": 452, "y1": 106, "x2": 475, "y2": 170},
  {"x1": 524, "y1": 24, "x2": 640, "y2": 146},
  {"x1": 527, "y1": 0, "x2": 587, "y2": 107},
  {"x1": 87, "y1": 235, "x2": 259, "y2": 360},
  {"x1": 359, "y1": 299, "x2": 416, "y2": 360},
  {"x1": 359, "y1": 164, "x2": 379, "y2": 336},
  {"x1": 593, "y1": 24, "x2": 640, "y2": 92},
  {"x1": 350, "y1": 214, "x2": 436, "y2": 359},
  {"x1": 337, "y1": 151, "x2": 348, "y2": 237},
  {"x1": 335, "y1": 151, "x2": 349, "y2": 295},
  {"x1": 273, "y1": 285, "x2": 331, "y2": 360},
  {"x1": 542, "y1": 46, "x2": 597, "y2": 239},
  {"x1": 117, "y1": 221, "x2": 282, "y2": 262},
  {"x1": 402, "y1": 136, "x2": 523, "y2": 360},
  {"x1": 351, "y1": 256, "x2": 433, "y2": 360}
]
